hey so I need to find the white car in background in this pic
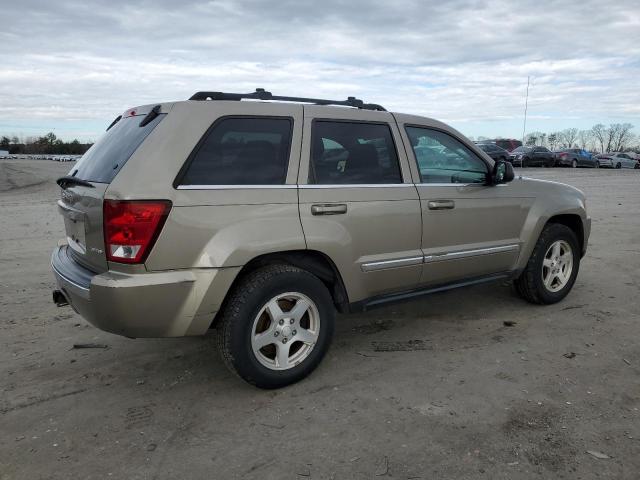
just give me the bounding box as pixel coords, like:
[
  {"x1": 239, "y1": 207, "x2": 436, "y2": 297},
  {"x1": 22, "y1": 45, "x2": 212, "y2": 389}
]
[{"x1": 596, "y1": 152, "x2": 639, "y2": 169}]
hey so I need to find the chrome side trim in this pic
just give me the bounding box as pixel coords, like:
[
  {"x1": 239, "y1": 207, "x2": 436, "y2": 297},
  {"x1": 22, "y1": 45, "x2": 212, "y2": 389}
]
[
  {"x1": 177, "y1": 184, "x2": 298, "y2": 190},
  {"x1": 300, "y1": 184, "x2": 415, "y2": 189},
  {"x1": 416, "y1": 182, "x2": 485, "y2": 187},
  {"x1": 361, "y1": 256, "x2": 424, "y2": 272},
  {"x1": 424, "y1": 244, "x2": 519, "y2": 263}
]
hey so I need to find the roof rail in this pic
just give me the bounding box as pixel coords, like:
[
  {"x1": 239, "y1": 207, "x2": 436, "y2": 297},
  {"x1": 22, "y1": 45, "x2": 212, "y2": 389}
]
[{"x1": 188, "y1": 88, "x2": 387, "y2": 111}]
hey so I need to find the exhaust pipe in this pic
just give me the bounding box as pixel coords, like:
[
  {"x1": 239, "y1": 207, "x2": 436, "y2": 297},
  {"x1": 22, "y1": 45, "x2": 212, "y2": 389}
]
[{"x1": 53, "y1": 290, "x2": 69, "y2": 307}]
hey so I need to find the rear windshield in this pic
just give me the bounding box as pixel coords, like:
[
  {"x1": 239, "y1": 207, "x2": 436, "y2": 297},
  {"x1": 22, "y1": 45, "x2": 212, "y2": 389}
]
[{"x1": 71, "y1": 113, "x2": 165, "y2": 183}]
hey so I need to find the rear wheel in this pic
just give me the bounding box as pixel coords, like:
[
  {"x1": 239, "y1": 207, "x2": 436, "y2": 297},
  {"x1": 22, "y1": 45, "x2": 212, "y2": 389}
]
[
  {"x1": 595, "y1": 161, "x2": 599, "y2": 168},
  {"x1": 217, "y1": 264, "x2": 335, "y2": 389},
  {"x1": 515, "y1": 224, "x2": 580, "y2": 304},
  {"x1": 572, "y1": 159, "x2": 577, "y2": 168},
  {"x1": 522, "y1": 157, "x2": 528, "y2": 168},
  {"x1": 615, "y1": 162, "x2": 622, "y2": 169}
]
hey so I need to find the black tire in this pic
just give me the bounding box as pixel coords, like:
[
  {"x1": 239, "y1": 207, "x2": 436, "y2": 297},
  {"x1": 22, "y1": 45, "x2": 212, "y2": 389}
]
[
  {"x1": 216, "y1": 264, "x2": 335, "y2": 389},
  {"x1": 572, "y1": 159, "x2": 577, "y2": 168},
  {"x1": 522, "y1": 157, "x2": 528, "y2": 168},
  {"x1": 514, "y1": 224, "x2": 580, "y2": 305},
  {"x1": 595, "y1": 161, "x2": 599, "y2": 168},
  {"x1": 615, "y1": 162, "x2": 621, "y2": 169}
]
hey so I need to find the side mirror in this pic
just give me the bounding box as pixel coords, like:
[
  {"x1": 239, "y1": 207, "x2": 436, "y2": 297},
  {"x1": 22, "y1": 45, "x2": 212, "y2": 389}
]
[{"x1": 492, "y1": 160, "x2": 514, "y2": 184}]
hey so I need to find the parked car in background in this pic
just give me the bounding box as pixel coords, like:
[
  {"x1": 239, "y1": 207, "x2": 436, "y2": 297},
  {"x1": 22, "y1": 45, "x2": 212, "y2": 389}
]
[
  {"x1": 596, "y1": 152, "x2": 639, "y2": 169},
  {"x1": 481, "y1": 138, "x2": 523, "y2": 152},
  {"x1": 554, "y1": 148, "x2": 598, "y2": 168},
  {"x1": 510, "y1": 146, "x2": 556, "y2": 167},
  {"x1": 476, "y1": 143, "x2": 510, "y2": 162}
]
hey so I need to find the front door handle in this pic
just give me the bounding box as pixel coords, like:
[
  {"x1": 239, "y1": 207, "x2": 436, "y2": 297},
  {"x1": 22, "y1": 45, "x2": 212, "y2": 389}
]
[
  {"x1": 427, "y1": 200, "x2": 455, "y2": 210},
  {"x1": 311, "y1": 204, "x2": 348, "y2": 215}
]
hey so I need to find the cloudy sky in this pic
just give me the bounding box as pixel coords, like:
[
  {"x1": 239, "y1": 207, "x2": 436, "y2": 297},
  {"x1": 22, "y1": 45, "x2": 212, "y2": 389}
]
[{"x1": 1, "y1": 0, "x2": 639, "y2": 141}]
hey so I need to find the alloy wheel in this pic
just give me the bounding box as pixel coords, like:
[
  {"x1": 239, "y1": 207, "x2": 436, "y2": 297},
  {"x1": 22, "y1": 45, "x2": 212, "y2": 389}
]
[
  {"x1": 541, "y1": 240, "x2": 573, "y2": 293},
  {"x1": 251, "y1": 292, "x2": 320, "y2": 370}
]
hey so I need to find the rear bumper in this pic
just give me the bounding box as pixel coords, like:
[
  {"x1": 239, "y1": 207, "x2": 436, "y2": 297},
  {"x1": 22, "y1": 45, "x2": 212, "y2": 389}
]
[{"x1": 51, "y1": 245, "x2": 240, "y2": 338}]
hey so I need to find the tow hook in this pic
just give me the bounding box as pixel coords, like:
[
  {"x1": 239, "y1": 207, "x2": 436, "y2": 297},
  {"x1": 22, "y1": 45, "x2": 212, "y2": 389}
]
[{"x1": 53, "y1": 290, "x2": 69, "y2": 307}]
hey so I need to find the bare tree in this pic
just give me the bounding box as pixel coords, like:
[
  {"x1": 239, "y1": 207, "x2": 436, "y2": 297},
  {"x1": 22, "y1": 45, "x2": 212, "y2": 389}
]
[
  {"x1": 591, "y1": 124, "x2": 607, "y2": 153},
  {"x1": 547, "y1": 132, "x2": 560, "y2": 150},
  {"x1": 576, "y1": 130, "x2": 592, "y2": 150},
  {"x1": 560, "y1": 128, "x2": 579, "y2": 148},
  {"x1": 611, "y1": 123, "x2": 634, "y2": 152}
]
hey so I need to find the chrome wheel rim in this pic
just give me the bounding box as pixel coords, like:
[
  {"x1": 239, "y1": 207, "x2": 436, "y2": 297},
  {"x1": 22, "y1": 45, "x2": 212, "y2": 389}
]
[
  {"x1": 251, "y1": 292, "x2": 320, "y2": 371},
  {"x1": 542, "y1": 240, "x2": 573, "y2": 293}
]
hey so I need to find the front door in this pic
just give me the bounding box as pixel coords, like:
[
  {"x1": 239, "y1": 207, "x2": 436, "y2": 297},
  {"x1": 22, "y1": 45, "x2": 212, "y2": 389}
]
[
  {"x1": 297, "y1": 107, "x2": 422, "y2": 304},
  {"x1": 397, "y1": 121, "x2": 532, "y2": 287}
]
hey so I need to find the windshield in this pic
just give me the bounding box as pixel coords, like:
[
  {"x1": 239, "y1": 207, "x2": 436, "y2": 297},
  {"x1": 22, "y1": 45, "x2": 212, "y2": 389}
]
[
  {"x1": 71, "y1": 113, "x2": 165, "y2": 183},
  {"x1": 512, "y1": 146, "x2": 531, "y2": 154}
]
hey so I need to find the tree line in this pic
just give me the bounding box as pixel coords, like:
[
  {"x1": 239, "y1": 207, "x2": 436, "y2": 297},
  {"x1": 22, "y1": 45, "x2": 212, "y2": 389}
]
[
  {"x1": 0, "y1": 133, "x2": 93, "y2": 155},
  {"x1": 473, "y1": 123, "x2": 637, "y2": 153}
]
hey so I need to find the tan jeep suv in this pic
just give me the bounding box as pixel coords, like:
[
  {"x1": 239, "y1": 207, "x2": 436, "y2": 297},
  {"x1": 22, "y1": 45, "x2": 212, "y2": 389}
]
[{"x1": 52, "y1": 89, "x2": 591, "y2": 388}]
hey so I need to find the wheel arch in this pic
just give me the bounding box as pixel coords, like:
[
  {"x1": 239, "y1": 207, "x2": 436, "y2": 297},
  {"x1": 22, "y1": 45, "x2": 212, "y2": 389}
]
[
  {"x1": 546, "y1": 214, "x2": 585, "y2": 256},
  {"x1": 211, "y1": 250, "x2": 349, "y2": 328}
]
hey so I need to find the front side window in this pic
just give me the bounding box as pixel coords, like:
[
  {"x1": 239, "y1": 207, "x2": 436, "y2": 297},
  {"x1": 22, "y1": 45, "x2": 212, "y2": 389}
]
[
  {"x1": 180, "y1": 117, "x2": 292, "y2": 185},
  {"x1": 405, "y1": 127, "x2": 488, "y2": 184},
  {"x1": 310, "y1": 121, "x2": 402, "y2": 184}
]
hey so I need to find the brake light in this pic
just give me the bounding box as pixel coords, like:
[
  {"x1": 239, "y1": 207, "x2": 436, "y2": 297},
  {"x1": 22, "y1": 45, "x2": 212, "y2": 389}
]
[{"x1": 103, "y1": 200, "x2": 171, "y2": 264}]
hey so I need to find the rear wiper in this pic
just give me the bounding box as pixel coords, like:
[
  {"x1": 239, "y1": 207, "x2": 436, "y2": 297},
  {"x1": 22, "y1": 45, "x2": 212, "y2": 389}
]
[
  {"x1": 106, "y1": 115, "x2": 122, "y2": 131},
  {"x1": 139, "y1": 105, "x2": 161, "y2": 127},
  {"x1": 56, "y1": 176, "x2": 95, "y2": 189}
]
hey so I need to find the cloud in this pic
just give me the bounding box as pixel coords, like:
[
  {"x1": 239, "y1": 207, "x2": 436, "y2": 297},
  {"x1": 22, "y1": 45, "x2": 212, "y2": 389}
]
[{"x1": 1, "y1": 0, "x2": 639, "y2": 140}]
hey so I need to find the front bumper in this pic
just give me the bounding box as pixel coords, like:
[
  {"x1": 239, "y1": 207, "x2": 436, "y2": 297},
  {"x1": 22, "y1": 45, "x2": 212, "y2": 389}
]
[{"x1": 51, "y1": 245, "x2": 240, "y2": 337}]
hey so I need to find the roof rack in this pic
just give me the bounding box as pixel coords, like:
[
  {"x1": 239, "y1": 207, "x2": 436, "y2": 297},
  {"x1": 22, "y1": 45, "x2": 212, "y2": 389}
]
[{"x1": 188, "y1": 88, "x2": 386, "y2": 111}]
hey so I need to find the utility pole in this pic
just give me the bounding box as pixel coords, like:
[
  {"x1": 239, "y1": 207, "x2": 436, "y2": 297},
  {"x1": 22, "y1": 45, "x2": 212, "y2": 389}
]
[{"x1": 522, "y1": 76, "x2": 530, "y2": 144}]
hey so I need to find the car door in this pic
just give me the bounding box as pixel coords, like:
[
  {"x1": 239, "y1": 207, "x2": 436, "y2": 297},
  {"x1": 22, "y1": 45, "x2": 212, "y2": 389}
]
[
  {"x1": 395, "y1": 116, "x2": 532, "y2": 287},
  {"x1": 618, "y1": 153, "x2": 635, "y2": 168},
  {"x1": 297, "y1": 106, "x2": 422, "y2": 304}
]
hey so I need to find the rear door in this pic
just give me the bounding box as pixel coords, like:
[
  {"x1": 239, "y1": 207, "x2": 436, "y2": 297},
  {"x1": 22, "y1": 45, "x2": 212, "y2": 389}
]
[
  {"x1": 58, "y1": 104, "x2": 168, "y2": 272},
  {"x1": 396, "y1": 118, "x2": 531, "y2": 287},
  {"x1": 297, "y1": 107, "x2": 422, "y2": 303}
]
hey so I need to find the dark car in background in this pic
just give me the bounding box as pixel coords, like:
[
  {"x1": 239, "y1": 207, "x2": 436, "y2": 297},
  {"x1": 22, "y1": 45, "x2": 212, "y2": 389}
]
[
  {"x1": 554, "y1": 148, "x2": 598, "y2": 168},
  {"x1": 510, "y1": 146, "x2": 556, "y2": 167},
  {"x1": 476, "y1": 143, "x2": 511, "y2": 162},
  {"x1": 481, "y1": 138, "x2": 523, "y2": 152}
]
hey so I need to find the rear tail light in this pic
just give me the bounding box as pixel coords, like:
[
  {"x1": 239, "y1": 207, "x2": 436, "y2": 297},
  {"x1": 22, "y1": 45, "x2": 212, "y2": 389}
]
[{"x1": 103, "y1": 200, "x2": 171, "y2": 264}]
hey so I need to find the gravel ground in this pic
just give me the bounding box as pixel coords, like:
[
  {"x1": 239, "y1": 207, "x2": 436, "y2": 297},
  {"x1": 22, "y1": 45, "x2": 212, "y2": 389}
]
[{"x1": 1, "y1": 159, "x2": 639, "y2": 479}]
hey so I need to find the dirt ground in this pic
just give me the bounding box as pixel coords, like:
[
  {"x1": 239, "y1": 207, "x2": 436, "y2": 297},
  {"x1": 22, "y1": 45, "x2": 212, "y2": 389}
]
[{"x1": 1, "y1": 159, "x2": 639, "y2": 479}]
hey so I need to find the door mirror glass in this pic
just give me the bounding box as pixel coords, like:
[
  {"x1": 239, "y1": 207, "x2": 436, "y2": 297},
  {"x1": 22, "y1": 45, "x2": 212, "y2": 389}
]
[{"x1": 493, "y1": 160, "x2": 514, "y2": 184}]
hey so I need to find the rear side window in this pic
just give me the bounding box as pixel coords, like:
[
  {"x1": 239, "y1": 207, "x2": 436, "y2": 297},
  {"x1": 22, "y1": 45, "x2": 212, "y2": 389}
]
[
  {"x1": 310, "y1": 121, "x2": 402, "y2": 184},
  {"x1": 179, "y1": 117, "x2": 292, "y2": 185},
  {"x1": 72, "y1": 113, "x2": 165, "y2": 183}
]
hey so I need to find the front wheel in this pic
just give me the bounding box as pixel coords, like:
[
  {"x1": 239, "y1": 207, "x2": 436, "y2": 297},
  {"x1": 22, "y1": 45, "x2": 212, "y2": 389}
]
[
  {"x1": 595, "y1": 161, "x2": 600, "y2": 168},
  {"x1": 514, "y1": 224, "x2": 580, "y2": 304},
  {"x1": 572, "y1": 159, "x2": 577, "y2": 168},
  {"x1": 615, "y1": 162, "x2": 622, "y2": 169},
  {"x1": 216, "y1": 264, "x2": 335, "y2": 389}
]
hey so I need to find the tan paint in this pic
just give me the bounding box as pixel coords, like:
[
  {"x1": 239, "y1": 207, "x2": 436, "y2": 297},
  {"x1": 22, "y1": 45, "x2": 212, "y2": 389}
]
[{"x1": 52, "y1": 99, "x2": 590, "y2": 339}]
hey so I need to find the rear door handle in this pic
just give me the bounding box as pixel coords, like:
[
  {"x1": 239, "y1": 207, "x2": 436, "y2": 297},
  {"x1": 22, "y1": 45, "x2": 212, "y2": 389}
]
[
  {"x1": 427, "y1": 200, "x2": 455, "y2": 210},
  {"x1": 311, "y1": 204, "x2": 348, "y2": 215}
]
